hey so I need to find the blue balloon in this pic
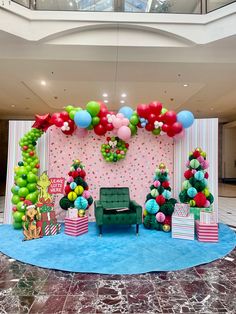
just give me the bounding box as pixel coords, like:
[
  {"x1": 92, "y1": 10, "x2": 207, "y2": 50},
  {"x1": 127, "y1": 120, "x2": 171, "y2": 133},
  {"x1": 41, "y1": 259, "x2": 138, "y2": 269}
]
[
  {"x1": 145, "y1": 199, "x2": 159, "y2": 214},
  {"x1": 70, "y1": 182, "x2": 77, "y2": 190},
  {"x1": 177, "y1": 111, "x2": 194, "y2": 129},
  {"x1": 162, "y1": 190, "x2": 172, "y2": 200},
  {"x1": 194, "y1": 171, "x2": 204, "y2": 181},
  {"x1": 187, "y1": 187, "x2": 197, "y2": 198},
  {"x1": 74, "y1": 110, "x2": 92, "y2": 128},
  {"x1": 118, "y1": 106, "x2": 134, "y2": 119},
  {"x1": 74, "y1": 196, "x2": 88, "y2": 210}
]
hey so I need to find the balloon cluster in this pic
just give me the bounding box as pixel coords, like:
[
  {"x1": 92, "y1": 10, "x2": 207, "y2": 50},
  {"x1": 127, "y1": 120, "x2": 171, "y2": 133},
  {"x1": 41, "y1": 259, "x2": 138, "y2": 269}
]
[
  {"x1": 50, "y1": 111, "x2": 75, "y2": 135},
  {"x1": 143, "y1": 163, "x2": 177, "y2": 232},
  {"x1": 179, "y1": 148, "x2": 214, "y2": 208},
  {"x1": 11, "y1": 128, "x2": 43, "y2": 229},
  {"x1": 59, "y1": 159, "x2": 93, "y2": 216},
  {"x1": 101, "y1": 137, "x2": 129, "y2": 162}
]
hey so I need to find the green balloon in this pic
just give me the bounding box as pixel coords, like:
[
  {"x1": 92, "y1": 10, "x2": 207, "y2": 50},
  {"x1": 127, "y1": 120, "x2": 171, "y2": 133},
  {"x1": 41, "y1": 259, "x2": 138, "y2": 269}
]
[
  {"x1": 27, "y1": 183, "x2": 37, "y2": 192},
  {"x1": 129, "y1": 123, "x2": 137, "y2": 136},
  {"x1": 17, "y1": 201, "x2": 25, "y2": 212},
  {"x1": 11, "y1": 186, "x2": 19, "y2": 195},
  {"x1": 75, "y1": 107, "x2": 82, "y2": 112},
  {"x1": 27, "y1": 173, "x2": 37, "y2": 183},
  {"x1": 92, "y1": 116, "x2": 100, "y2": 126},
  {"x1": 12, "y1": 195, "x2": 20, "y2": 205},
  {"x1": 130, "y1": 114, "x2": 139, "y2": 126},
  {"x1": 13, "y1": 211, "x2": 24, "y2": 223},
  {"x1": 13, "y1": 221, "x2": 23, "y2": 229},
  {"x1": 32, "y1": 168, "x2": 38, "y2": 174},
  {"x1": 152, "y1": 128, "x2": 161, "y2": 136},
  {"x1": 26, "y1": 193, "x2": 38, "y2": 204},
  {"x1": 86, "y1": 101, "x2": 101, "y2": 117},
  {"x1": 65, "y1": 105, "x2": 74, "y2": 113},
  {"x1": 18, "y1": 187, "x2": 29, "y2": 198},
  {"x1": 69, "y1": 110, "x2": 76, "y2": 120},
  {"x1": 16, "y1": 167, "x2": 28, "y2": 177},
  {"x1": 16, "y1": 177, "x2": 27, "y2": 187},
  {"x1": 161, "y1": 108, "x2": 168, "y2": 114},
  {"x1": 87, "y1": 124, "x2": 94, "y2": 130}
]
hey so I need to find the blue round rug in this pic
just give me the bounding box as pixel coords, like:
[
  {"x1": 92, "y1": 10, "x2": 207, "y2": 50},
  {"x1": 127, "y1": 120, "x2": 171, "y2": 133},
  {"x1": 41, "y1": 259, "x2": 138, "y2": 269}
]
[{"x1": 0, "y1": 223, "x2": 235, "y2": 274}]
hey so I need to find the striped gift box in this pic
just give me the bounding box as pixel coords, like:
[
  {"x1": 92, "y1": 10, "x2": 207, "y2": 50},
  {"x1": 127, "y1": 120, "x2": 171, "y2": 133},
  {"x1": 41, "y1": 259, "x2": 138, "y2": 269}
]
[
  {"x1": 65, "y1": 216, "x2": 88, "y2": 237},
  {"x1": 196, "y1": 220, "x2": 218, "y2": 242},
  {"x1": 172, "y1": 214, "x2": 195, "y2": 240}
]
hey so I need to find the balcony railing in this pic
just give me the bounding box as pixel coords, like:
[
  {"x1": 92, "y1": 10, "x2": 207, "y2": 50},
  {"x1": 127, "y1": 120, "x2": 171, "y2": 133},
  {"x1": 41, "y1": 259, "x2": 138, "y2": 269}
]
[{"x1": 10, "y1": 0, "x2": 236, "y2": 13}]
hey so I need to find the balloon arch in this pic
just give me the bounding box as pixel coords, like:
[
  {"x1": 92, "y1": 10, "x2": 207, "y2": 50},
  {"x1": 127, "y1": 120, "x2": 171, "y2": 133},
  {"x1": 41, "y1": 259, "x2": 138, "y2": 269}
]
[{"x1": 11, "y1": 101, "x2": 194, "y2": 228}]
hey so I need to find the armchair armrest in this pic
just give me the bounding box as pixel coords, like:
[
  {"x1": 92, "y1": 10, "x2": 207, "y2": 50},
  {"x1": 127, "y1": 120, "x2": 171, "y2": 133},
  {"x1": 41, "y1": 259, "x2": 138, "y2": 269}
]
[
  {"x1": 130, "y1": 200, "x2": 143, "y2": 224},
  {"x1": 94, "y1": 200, "x2": 104, "y2": 226}
]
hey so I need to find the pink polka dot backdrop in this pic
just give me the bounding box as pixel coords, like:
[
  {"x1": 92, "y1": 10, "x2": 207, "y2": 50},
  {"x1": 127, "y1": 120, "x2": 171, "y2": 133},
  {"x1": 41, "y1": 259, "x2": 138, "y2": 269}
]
[{"x1": 48, "y1": 127, "x2": 174, "y2": 221}]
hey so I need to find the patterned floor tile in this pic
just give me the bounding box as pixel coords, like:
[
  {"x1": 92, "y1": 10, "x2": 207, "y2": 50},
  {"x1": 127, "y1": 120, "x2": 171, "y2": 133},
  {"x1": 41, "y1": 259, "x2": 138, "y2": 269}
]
[
  {"x1": 12, "y1": 278, "x2": 46, "y2": 296},
  {"x1": 98, "y1": 280, "x2": 126, "y2": 296},
  {"x1": 125, "y1": 279, "x2": 155, "y2": 296},
  {"x1": 69, "y1": 280, "x2": 98, "y2": 296},
  {"x1": 158, "y1": 294, "x2": 194, "y2": 313},
  {"x1": 39, "y1": 278, "x2": 72, "y2": 295},
  {"x1": 95, "y1": 294, "x2": 129, "y2": 314},
  {"x1": 127, "y1": 293, "x2": 162, "y2": 313},
  {"x1": 63, "y1": 295, "x2": 96, "y2": 314},
  {"x1": 0, "y1": 292, "x2": 35, "y2": 314},
  {"x1": 29, "y1": 295, "x2": 66, "y2": 313}
]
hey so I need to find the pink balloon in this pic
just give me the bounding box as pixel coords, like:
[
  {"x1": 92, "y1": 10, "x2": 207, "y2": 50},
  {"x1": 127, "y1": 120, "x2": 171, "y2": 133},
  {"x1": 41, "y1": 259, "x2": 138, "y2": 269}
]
[
  {"x1": 117, "y1": 126, "x2": 131, "y2": 141},
  {"x1": 197, "y1": 156, "x2": 205, "y2": 163},
  {"x1": 201, "y1": 160, "x2": 209, "y2": 170},
  {"x1": 156, "y1": 212, "x2": 166, "y2": 223},
  {"x1": 112, "y1": 118, "x2": 123, "y2": 129},
  {"x1": 68, "y1": 176, "x2": 74, "y2": 183},
  {"x1": 116, "y1": 113, "x2": 124, "y2": 119},
  {"x1": 204, "y1": 200, "x2": 211, "y2": 208},
  {"x1": 82, "y1": 190, "x2": 91, "y2": 199},
  {"x1": 120, "y1": 150, "x2": 125, "y2": 155},
  {"x1": 186, "y1": 160, "x2": 190, "y2": 167},
  {"x1": 153, "y1": 180, "x2": 160, "y2": 188},
  {"x1": 75, "y1": 127, "x2": 88, "y2": 138},
  {"x1": 122, "y1": 118, "x2": 130, "y2": 126}
]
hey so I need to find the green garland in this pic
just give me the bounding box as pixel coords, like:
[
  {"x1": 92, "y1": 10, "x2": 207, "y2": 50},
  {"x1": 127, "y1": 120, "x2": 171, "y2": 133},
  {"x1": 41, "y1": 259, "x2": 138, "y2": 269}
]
[{"x1": 101, "y1": 136, "x2": 129, "y2": 162}]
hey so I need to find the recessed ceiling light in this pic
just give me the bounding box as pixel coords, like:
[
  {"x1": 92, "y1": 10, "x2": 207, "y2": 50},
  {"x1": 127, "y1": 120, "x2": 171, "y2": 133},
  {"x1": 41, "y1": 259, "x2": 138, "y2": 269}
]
[
  {"x1": 120, "y1": 100, "x2": 125, "y2": 104},
  {"x1": 183, "y1": 84, "x2": 189, "y2": 87},
  {"x1": 41, "y1": 80, "x2": 46, "y2": 86},
  {"x1": 69, "y1": 2, "x2": 73, "y2": 6},
  {"x1": 102, "y1": 93, "x2": 108, "y2": 97},
  {"x1": 104, "y1": 100, "x2": 109, "y2": 103},
  {"x1": 210, "y1": 107, "x2": 214, "y2": 111},
  {"x1": 121, "y1": 93, "x2": 127, "y2": 98},
  {"x1": 11, "y1": 104, "x2": 15, "y2": 108}
]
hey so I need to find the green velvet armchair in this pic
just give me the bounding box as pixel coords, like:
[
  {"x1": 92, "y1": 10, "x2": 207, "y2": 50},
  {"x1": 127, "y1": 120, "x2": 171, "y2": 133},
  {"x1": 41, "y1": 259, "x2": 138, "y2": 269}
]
[{"x1": 94, "y1": 187, "x2": 142, "y2": 235}]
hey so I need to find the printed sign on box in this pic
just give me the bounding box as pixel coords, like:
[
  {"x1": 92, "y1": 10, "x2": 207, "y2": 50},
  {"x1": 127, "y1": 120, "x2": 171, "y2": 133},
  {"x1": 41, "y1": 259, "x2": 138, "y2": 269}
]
[{"x1": 49, "y1": 178, "x2": 65, "y2": 194}]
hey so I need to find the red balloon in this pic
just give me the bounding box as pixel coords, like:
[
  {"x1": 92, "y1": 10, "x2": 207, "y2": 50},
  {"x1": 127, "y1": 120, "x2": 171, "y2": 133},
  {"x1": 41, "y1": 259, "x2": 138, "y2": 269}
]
[
  {"x1": 60, "y1": 111, "x2": 70, "y2": 121},
  {"x1": 79, "y1": 169, "x2": 86, "y2": 178},
  {"x1": 98, "y1": 103, "x2": 108, "y2": 117},
  {"x1": 106, "y1": 123, "x2": 114, "y2": 131},
  {"x1": 167, "y1": 128, "x2": 176, "y2": 137},
  {"x1": 156, "y1": 195, "x2": 166, "y2": 206},
  {"x1": 137, "y1": 122, "x2": 142, "y2": 128},
  {"x1": 149, "y1": 101, "x2": 162, "y2": 115},
  {"x1": 194, "y1": 192, "x2": 207, "y2": 207},
  {"x1": 137, "y1": 104, "x2": 150, "y2": 119},
  {"x1": 100, "y1": 116, "x2": 108, "y2": 126},
  {"x1": 163, "y1": 111, "x2": 177, "y2": 125},
  {"x1": 65, "y1": 185, "x2": 71, "y2": 195},
  {"x1": 94, "y1": 124, "x2": 106, "y2": 136},
  {"x1": 162, "y1": 124, "x2": 170, "y2": 133},
  {"x1": 156, "y1": 114, "x2": 164, "y2": 122},
  {"x1": 171, "y1": 122, "x2": 183, "y2": 134},
  {"x1": 147, "y1": 113, "x2": 157, "y2": 124},
  {"x1": 54, "y1": 118, "x2": 64, "y2": 127},
  {"x1": 62, "y1": 119, "x2": 75, "y2": 135},
  {"x1": 162, "y1": 181, "x2": 170, "y2": 188},
  {"x1": 145, "y1": 123, "x2": 154, "y2": 132},
  {"x1": 71, "y1": 171, "x2": 79, "y2": 178},
  {"x1": 184, "y1": 170, "x2": 193, "y2": 180}
]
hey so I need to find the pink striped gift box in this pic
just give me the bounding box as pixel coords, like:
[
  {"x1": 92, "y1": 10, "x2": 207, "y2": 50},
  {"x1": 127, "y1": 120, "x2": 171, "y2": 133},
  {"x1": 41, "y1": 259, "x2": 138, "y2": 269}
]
[
  {"x1": 65, "y1": 216, "x2": 88, "y2": 237},
  {"x1": 196, "y1": 220, "x2": 218, "y2": 242},
  {"x1": 172, "y1": 214, "x2": 195, "y2": 240}
]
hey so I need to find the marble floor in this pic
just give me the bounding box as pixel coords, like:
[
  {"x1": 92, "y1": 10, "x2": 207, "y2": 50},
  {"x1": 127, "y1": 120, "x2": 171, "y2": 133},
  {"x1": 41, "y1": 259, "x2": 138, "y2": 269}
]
[{"x1": 219, "y1": 183, "x2": 236, "y2": 198}]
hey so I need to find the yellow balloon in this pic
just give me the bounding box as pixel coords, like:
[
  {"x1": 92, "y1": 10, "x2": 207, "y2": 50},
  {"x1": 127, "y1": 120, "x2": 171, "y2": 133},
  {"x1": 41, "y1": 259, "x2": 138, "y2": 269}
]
[
  {"x1": 201, "y1": 151, "x2": 206, "y2": 158},
  {"x1": 203, "y1": 188, "x2": 210, "y2": 197},
  {"x1": 74, "y1": 185, "x2": 84, "y2": 196},
  {"x1": 68, "y1": 191, "x2": 77, "y2": 201},
  {"x1": 78, "y1": 209, "x2": 85, "y2": 217},
  {"x1": 159, "y1": 163, "x2": 166, "y2": 170},
  {"x1": 143, "y1": 209, "x2": 148, "y2": 217},
  {"x1": 162, "y1": 224, "x2": 171, "y2": 232},
  {"x1": 22, "y1": 215, "x2": 26, "y2": 221},
  {"x1": 189, "y1": 200, "x2": 196, "y2": 207}
]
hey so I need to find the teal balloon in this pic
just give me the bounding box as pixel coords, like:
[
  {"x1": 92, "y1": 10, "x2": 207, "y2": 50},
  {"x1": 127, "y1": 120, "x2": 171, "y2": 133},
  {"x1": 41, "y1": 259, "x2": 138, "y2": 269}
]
[
  {"x1": 145, "y1": 199, "x2": 159, "y2": 214},
  {"x1": 118, "y1": 106, "x2": 134, "y2": 119},
  {"x1": 187, "y1": 187, "x2": 197, "y2": 197},
  {"x1": 70, "y1": 182, "x2": 77, "y2": 190},
  {"x1": 162, "y1": 190, "x2": 172, "y2": 200},
  {"x1": 74, "y1": 110, "x2": 92, "y2": 128},
  {"x1": 74, "y1": 196, "x2": 88, "y2": 210},
  {"x1": 194, "y1": 171, "x2": 204, "y2": 181}
]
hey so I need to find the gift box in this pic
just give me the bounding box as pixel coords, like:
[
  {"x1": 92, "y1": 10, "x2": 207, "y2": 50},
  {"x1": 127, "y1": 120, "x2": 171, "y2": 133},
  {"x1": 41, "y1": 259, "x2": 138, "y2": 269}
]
[
  {"x1": 174, "y1": 203, "x2": 190, "y2": 217},
  {"x1": 67, "y1": 208, "x2": 78, "y2": 219},
  {"x1": 65, "y1": 216, "x2": 88, "y2": 236},
  {"x1": 172, "y1": 214, "x2": 195, "y2": 240},
  {"x1": 196, "y1": 220, "x2": 218, "y2": 242},
  {"x1": 190, "y1": 206, "x2": 212, "y2": 220},
  {"x1": 200, "y1": 210, "x2": 216, "y2": 224}
]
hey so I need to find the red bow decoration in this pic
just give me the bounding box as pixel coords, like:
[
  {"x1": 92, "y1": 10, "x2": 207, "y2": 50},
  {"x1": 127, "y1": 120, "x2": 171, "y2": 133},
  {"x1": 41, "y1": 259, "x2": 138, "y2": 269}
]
[
  {"x1": 32, "y1": 114, "x2": 52, "y2": 132},
  {"x1": 37, "y1": 198, "x2": 54, "y2": 208}
]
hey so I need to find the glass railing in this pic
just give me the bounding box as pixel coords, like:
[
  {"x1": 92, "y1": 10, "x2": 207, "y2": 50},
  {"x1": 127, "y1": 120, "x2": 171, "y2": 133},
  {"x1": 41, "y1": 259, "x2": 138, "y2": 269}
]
[{"x1": 10, "y1": 0, "x2": 236, "y2": 13}]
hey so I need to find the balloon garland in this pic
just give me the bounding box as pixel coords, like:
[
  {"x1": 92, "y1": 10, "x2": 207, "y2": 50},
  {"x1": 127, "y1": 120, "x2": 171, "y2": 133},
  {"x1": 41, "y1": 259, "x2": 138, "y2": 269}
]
[
  {"x1": 101, "y1": 136, "x2": 129, "y2": 162},
  {"x1": 11, "y1": 100, "x2": 195, "y2": 229}
]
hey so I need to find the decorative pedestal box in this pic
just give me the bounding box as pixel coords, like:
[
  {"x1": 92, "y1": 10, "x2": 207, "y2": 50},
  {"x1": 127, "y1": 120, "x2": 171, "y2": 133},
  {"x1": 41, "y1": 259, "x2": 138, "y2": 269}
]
[
  {"x1": 190, "y1": 207, "x2": 212, "y2": 220},
  {"x1": 65, "y1": 216, "x2": 88, "y2": 236},
  {"x1": 172, "y1": 214, "x2": 195, "y2": 240},
  {"x1": 174, "y1": 203, "x2": 190, "y2": 217},
  {"x1": 37, "y1": 211, "x2": 61, "y2": 237},
  {"x1": 196, "y1": 220, "x2": 218, "y2": 242}
]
